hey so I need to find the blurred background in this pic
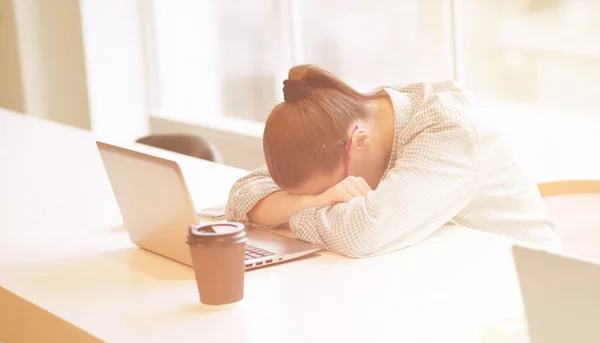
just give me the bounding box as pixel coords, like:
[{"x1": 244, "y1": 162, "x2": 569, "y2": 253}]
[{"x1": 1, "y1": 0, "x2": 598, "y2": 170}]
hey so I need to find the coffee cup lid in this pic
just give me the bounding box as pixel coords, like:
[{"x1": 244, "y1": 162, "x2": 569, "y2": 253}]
[{"x1": 188, "y1": 222, "x2": 244, "y2": 245}]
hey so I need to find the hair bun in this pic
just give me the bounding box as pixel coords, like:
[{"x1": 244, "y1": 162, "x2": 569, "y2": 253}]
[{"x1": 283, "y1": 79, "x2": 311, "y2": 102}]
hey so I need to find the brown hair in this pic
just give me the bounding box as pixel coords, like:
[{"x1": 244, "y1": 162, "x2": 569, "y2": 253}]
[{"x1": 263, "y1": 64, "x2": 386, "y2": 189}]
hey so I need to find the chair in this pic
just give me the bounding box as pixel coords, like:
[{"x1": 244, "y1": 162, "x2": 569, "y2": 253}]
[
  {"x1": 538, "y1": 180, "x2": 600, "y2": 261},
  {"x1": 135, "y1": 133, "x2": 223, "y2": 163}
]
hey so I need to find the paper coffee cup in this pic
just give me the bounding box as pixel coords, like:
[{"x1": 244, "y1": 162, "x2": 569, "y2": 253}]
[{"x1": 187, "y1": 222, "x2": 247, "y2": 305}]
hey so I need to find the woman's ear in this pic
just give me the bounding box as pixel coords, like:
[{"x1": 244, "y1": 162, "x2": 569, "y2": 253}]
[{"x1": 354, "y1": 129, "x2": 371, "y2": 150}]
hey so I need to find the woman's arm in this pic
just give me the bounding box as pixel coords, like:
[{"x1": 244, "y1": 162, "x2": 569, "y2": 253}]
[
  {"x1": 289, "y1": 115, "x2": 478, "y2": 258},
  {"x1": 247, "y1": 191, "x2": 323, "y2": 226},
  {"x1": 224, "y1": 165, "x2": 324, "y2": 226}
]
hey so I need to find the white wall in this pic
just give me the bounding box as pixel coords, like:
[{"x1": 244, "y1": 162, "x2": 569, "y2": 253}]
[
  {"x1": 11, "y1": 0, "x2": 91, "y2": 129},
  {"x1": 0, "y1": 0, "x2": 25, "y2": 113},
  {"x1": 0, "y1": 0, "x2": 150, "y2": 142}
]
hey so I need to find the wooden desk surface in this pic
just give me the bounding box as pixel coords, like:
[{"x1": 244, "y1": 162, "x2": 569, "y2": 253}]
[{"x1": 2, "y1": 108, "x2": 595, "y2": 342}]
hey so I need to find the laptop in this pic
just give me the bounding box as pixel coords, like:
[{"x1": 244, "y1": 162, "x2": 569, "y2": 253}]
[
  {"x1": 96, "y1": 141, "x2": 321, "y2": 270},
  {"x1": 512, "y1": 245, "x2": 600, "y2": 343}
]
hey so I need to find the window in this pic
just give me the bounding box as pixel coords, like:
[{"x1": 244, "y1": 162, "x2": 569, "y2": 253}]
[
  {"x1": 147, "y1": 0, "x2": 454, "y2": 125},
  {"x1": 148, "y1": 0, "x2": 599, "y2": 131},
  {"x1": 460, "y1": 0, "x2": 600, "y2": 115},
  {"x1": 294, "y1": 0, "x2": 454, "y2": 91},
  {"x1": 150, "y1": 0, "x2": 287, "y2": 124}
]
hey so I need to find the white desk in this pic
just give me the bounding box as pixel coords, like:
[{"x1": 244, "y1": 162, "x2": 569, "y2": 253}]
[{"x1": 0, "y1": 109, "x2": 579, "y2": 342}]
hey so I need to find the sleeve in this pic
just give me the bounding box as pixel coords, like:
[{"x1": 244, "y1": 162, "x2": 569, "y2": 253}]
[
  {"x1": 288, "y1": 112, "x2": 478, "y2": 258},
  {"x1": 224, "y1": 164, "x2": 281, "y2": 223}
]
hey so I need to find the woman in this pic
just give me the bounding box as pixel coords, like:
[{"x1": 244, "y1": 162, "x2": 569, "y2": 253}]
[{"x1": 225, "y1": 64, "x2": 562, "y2": 258}]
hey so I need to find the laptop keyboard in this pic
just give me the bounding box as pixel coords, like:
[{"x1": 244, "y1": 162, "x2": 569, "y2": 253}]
[{"x1": 245, "y1": 244, "x2": 275, "y2": 260}]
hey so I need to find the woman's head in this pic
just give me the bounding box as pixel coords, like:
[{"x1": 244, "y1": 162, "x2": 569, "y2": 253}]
[{"x1": 263, "y1": 65, "x2": 393, "y2": 195}]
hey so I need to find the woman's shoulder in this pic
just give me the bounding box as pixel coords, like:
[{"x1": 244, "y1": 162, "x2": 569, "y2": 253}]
[
  {"x1": 383, "y1": 81, "x2": 474, "y2": 103},
  {"x1": 384, "y1": 81, "x2": 480, "y2": 157},
  {"x1": 383, "y1": 80, "x2": 476, "y2": 124}
]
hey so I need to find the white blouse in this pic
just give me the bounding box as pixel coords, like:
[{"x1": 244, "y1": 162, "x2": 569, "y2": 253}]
[{"x1": 225, "y1": 81, "x2": 563, "y2": 258}]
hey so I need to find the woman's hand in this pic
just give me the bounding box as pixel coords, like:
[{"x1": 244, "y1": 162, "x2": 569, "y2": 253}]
[{"x1": 316, "y1": 176, "x2": 373, "y2": 206}]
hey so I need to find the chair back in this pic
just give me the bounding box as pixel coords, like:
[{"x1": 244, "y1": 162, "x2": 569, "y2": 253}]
[
  {"x1": 539, "y1": 180, "x2": 600, "y2": 261},
  {"x1": 136, "y1": 133, "x2": 223, "y2": 163}
]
